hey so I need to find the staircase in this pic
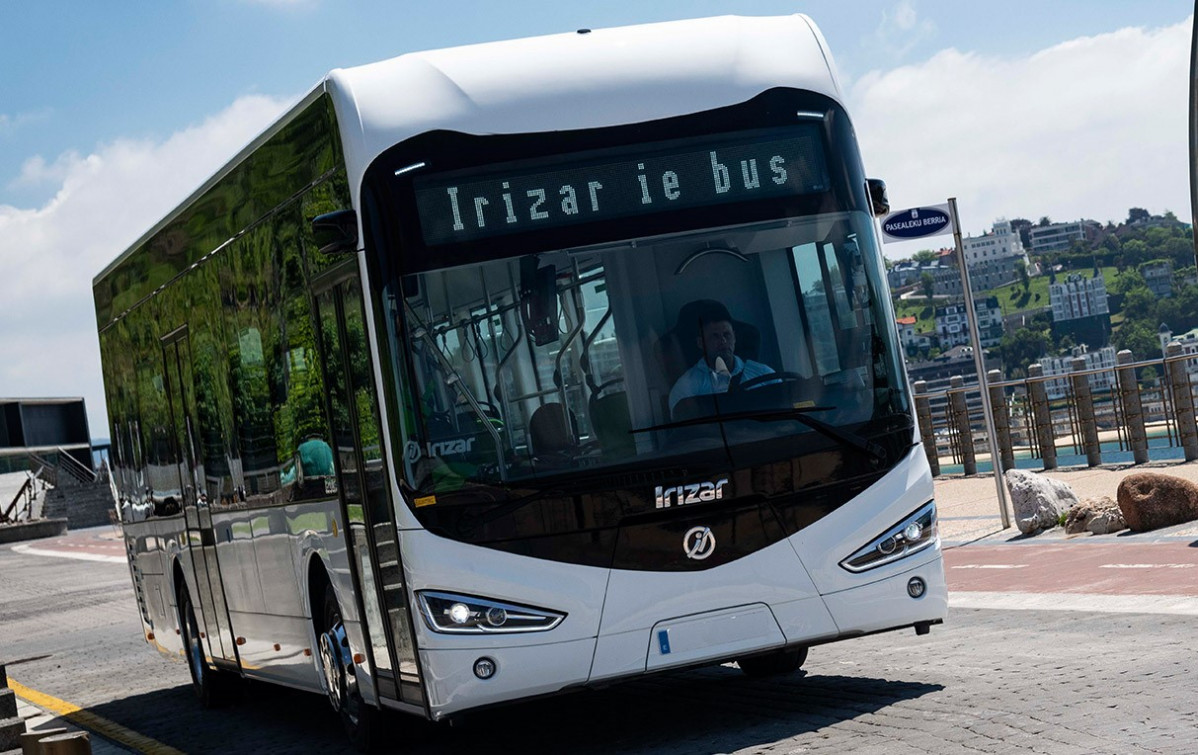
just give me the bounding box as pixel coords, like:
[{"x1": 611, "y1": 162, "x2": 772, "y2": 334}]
[
  {"x1": 40, "y1": 484, "x2": 115, "y2": 530},
  {"x1": 34, "y1": 449, "x2": 114, "y2": 529},
  {"x1": 0, "y1": 663, "x2": 27, "y2": 753}
]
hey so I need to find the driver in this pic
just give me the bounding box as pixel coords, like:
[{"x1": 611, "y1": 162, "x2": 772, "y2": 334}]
[{"x1": 668, "y1": 301, "x2": 775, "y2": 413}]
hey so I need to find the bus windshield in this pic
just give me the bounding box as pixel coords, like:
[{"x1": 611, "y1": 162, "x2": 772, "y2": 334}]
[{"x1": 385, "y1": 210, "x2": 908, "y2": 498}]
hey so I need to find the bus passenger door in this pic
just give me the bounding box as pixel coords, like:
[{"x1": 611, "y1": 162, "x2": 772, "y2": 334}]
[
  {"x1": 315, "y1": 270, "x2": 423, "y2": 707},
  {"x1": 162, "y1": 328, "x2": 238, "y2": 666}
]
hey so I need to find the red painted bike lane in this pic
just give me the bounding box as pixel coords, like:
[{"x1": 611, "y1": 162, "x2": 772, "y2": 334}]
[
  {"x1": 9, "y1": 528, "x2": 126, "y2": 563},
  {"x1": 944, "y1": 541, "x2": 1198, "y2": 596}
]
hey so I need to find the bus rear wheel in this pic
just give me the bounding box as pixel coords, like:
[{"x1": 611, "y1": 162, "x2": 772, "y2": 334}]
[
  {"x1": 178, "y1": 582, "x2": 236, "y2": 707},
  {"x1": 736, "y1": 646, "x2": 808, "y2": 677},
  {"x1": 318, "y1": 587, "x2": 377, "y2": 751}
]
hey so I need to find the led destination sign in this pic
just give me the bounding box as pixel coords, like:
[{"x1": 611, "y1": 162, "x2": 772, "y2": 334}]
[{"x1": 413, "y1": 127, "x2": 829, "y2": 246}]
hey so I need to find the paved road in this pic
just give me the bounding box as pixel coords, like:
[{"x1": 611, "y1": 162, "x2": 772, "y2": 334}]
[{"x1": 3, "y1": 527, "x2": 1197, "y2": 754}]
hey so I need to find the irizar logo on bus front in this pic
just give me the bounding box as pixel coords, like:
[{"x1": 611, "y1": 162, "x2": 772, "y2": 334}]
[{"x1": 655, "y1": 478, "x2": 730, "y2": 508}]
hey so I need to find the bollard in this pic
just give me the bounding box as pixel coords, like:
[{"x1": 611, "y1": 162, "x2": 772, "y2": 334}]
[
  {"x1": 1069, "y1": 357, "x2": 1102, "y2": 467},
  {"x1": 1116, "y1": 350, "x2": 1149, "y2": 464},
  {"x1": 1027, "y1": 363, "x2": 1057, "y2": 470},
  {"x1": 913, "y1": 380, "x2": 940, "y2": 476},
  {"x1": 949, "y1": 375, "x2": 976, "y2": 475},
  {"x1": 31, "y1": 731, "x2": 91, "y2": 755},
  {"x1": 19, "y1": 728, "x2": 67, "y2": 755},
  {"x1": 1166, "y1": 342, "x2": 1198, "y2": 462},
  {"x1": 987, "y1": 369, "x2": 1014, "y2": 473}
]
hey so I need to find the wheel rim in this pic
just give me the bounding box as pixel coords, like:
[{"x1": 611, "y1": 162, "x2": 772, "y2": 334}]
[{"x1": 319, "y1": 628, "x2": 346, "y2": 712}]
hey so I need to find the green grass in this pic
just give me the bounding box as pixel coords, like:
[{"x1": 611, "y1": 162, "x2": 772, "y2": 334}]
[
  {"x1": 989, "y1": 266, "x2": 1117, "y2": 317},
  {"x1": 893, "y1": 298, "x2": 936, "y2": 333},
  {"x1": 891, "y1": 264, "x2": 1121, "y2": 331}
]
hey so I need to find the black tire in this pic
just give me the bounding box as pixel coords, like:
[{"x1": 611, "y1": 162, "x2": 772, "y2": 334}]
[
  {"x1": 318, "y1": 586, "x2": 378, "y2": 751},
  {"x1": 737, "y1": 646, "x2": 808, "y2": 678},
  {"x1": 178, "y1": 582, "x2": 236, "y2": 707}
]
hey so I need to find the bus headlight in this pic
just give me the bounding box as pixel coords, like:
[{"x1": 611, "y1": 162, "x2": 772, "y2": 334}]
[
  {"x1": 417, "y1": 591, "x2": 565, "y2": 634},
  {"x1": 839, "y1": 501, "x2": 937, "y2": 573}
]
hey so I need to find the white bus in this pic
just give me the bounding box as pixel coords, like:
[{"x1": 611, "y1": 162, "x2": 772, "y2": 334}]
[{"x1": 95, "y1": 14, "x2": 945, "y2": 749}]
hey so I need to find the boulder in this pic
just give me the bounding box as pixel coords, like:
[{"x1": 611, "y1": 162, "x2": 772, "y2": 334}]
[
  {"x1": 1005, "y1": 469, "x2": 1078, "y2": 535},
  {"x1": 1064, "y1": 496, "x2": 1126, "y2": 536},
  {"x1": 1116, "y1": 473, "x2": 1198, "y2": 532}
]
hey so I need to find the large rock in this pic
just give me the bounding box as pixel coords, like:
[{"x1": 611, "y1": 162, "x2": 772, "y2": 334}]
[
  {"x1": 1116, "y1": 473, "x2": 1198, "y2": 532},
  {"x1": 1005, "y1": 469, "x2": 1078, "y2": 535},
  {"x1": 1064, "y1": 496, "x2": 1127, "y2": 535}
]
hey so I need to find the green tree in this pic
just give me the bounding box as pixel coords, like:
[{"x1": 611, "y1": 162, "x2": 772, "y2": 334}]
[
  {"x1": 1121, "y1": 239, "x2": 1149, "y2": 267},
  {"x1": 1111, "y1": 269, "x2": 1146, "y2": 296},
  {"x1": 1015, "y1": 259, "x2": 1029, "y2": 292},
  {"x1": 1113, "y1": 320, "x2": 1160, "y2": 360},
  {"x1": 913, "y1": 249, "x2": 939, "y2": 264},
  {"x1": 920, "y1": 272, "x2": 935, "y2": 302},
  {"x1": 1122, "y1": 287, "x2": 1157, "y2": 322},
  {"x1": 998, "y1": 327, "x2": 1051, "y2": 378},
  {"x1": 1127, "y1": 207, "x2": 1150, "y2": 225}
]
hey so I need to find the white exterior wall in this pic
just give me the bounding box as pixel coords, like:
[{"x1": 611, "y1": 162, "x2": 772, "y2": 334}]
[
  {"x1": 1050, "y1": 274, "x2": 1108, "y2": 322},
  {"x1": 1039, "y1": 346, "x2": 1118, "y2": 400},
  {"x1": 962, "y1": 219, "x2": 1027, "y2": 265}
]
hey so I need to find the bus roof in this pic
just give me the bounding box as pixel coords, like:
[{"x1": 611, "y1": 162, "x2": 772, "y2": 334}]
[
  {"x1": 328, "y1": 14, "x2": 842, "y2": 200},
  {"x1": 94, "y1": 14, "x2": 841, "y2": 293}
]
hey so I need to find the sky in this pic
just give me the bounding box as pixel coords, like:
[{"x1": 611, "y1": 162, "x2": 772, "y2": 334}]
[{"x1": 0, "y1": 0, "x2": 1194, "y2": 439}]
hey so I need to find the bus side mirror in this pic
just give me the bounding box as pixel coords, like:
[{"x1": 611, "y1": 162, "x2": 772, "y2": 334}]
[
  {"x1": 866, "y1": 179, "x2": 889, "y2": 217},
  {"x1": 312, "y1": 209, "x2": 359, "y2": 254}
]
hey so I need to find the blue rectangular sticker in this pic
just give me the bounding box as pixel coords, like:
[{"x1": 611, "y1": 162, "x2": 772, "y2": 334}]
[{"x1": 657, "y1": 629, "x2": 671, "y2": 655}]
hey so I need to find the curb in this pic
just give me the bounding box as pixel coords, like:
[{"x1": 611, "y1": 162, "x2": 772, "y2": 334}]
[{"x1": 0, "y1": 520, "x2": 69, "y2": 546}]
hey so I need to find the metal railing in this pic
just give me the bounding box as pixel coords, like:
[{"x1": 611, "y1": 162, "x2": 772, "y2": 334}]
[
  {"x1": 27, "y1": 448, "x2": 97, "y2": 487},
  {"x1": 912, "y1": 344, "x2": 1198, "y2": 475},
  {"x1": 2, "y1": 469, "x2": 42, "y2": 523}
]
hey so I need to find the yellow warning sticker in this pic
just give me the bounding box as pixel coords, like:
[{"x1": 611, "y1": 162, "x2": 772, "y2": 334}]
[{"x1": 414, "y1": 495, "x2": 437, "y2": 508}]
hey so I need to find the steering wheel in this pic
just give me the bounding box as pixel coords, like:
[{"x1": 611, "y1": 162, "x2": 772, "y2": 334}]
[{"x1": 733, "y1": 371, "x2": 807, "y2": 391}]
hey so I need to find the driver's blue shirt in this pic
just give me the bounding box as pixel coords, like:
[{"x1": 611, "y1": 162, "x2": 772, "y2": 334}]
[{"x1": 669, "y1": 356, "x2": 775, "y2": 412}]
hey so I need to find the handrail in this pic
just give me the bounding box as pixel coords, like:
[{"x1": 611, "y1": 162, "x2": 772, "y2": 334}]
[
  {"x1": 27, "y1": 453, "x2": 57, "y2": 487},
  {"x1": 2, "y1": 473, "x2": 36, "y2": 523},
  {"x1": 55, "y1": 447, "x2": 97, "y2": 484}
]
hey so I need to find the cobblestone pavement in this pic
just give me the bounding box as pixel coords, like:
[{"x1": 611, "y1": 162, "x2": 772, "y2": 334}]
[{"x1": 3, "y1": 531, "x2": 1197, "y2": 753}]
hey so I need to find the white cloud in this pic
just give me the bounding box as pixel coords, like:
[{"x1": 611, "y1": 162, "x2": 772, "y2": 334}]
[
  {"x1": 0, "y1": 94, "x2": 291, "y2": 436},
  {"x1": 870, "y1": 1, "x2": 937, "y2": 60},
  {"x1": 851, "y1": 16, "x2": 1193, "y2": 253},
  {"x1": 0, "y1": 108, "x2": 52, "y2": 136}
]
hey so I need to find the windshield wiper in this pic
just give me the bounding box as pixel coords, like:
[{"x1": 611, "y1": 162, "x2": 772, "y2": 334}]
[{"x1": 631, "y1": 406, "x2": 886, "y2": 461}]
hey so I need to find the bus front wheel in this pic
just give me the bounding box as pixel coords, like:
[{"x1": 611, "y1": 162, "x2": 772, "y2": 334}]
[
  {"x1": 319, "y1": 587, "x2": 377, "y2": 751},
  {"x1": 736, "y1": 646, "x2": 808, "y2": 677}
]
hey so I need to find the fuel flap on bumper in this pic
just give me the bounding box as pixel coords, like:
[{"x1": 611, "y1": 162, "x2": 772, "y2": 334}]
[{"x1": 646, "y1": 603, "x2": 785, "y2": 671}]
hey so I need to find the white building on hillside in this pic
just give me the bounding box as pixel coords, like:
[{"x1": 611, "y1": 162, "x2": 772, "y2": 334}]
[
  {"x1": 1050, "y1": 273, "x2": 1108, "y2": 322},
  {"x1": 1028, "y1": 219, "x2": 1100, "y2": 255},
  {"x1": 1039, "y1": 344, "x2": 1117, "y2": 400},
  {"x1": 961, "y1": 219, "x2": 1028, "y2": 265}
]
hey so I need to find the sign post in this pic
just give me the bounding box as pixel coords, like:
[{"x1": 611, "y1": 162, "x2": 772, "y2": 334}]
[{"x1": 880, "y1": 201, "x2": 1012, "y2": 529}]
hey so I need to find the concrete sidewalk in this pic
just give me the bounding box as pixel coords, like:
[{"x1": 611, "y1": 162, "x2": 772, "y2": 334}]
[{"x1": 934, "y1": 458, "x2": 1198, "y2": 545}]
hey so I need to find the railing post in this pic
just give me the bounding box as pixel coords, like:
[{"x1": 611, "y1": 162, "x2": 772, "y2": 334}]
[
  {"x1": 1165, "y1": 342, "x2": 1198, "y2": 461},
  {"x1": 1027, "y1": 363, "x2": 1057, "y2": 470},
  {"x1": 913, "y1": 380, "x2": 940, "y2": 476},
  {"x1": 949, "y1": 375, "x2": 976, "y2": 475},
  {"x1": 987, "y1": 369, "x2": 1014, "y2": 473},
  {"x1": 1070, "y1": 356, "x2": 1102, "y2": 467},
  {"x1": 1116, "y1": 349, "x2": 1149, "y2": 464}
]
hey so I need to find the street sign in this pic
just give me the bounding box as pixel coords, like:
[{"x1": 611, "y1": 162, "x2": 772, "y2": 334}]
[{"x1": 880, "y1": 203, "x2": 953, "y2": 243}]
